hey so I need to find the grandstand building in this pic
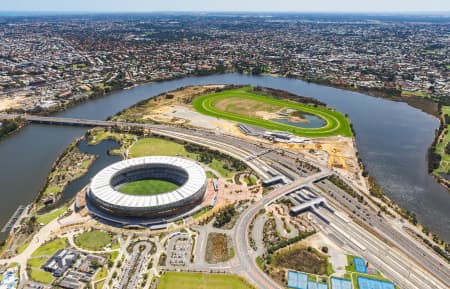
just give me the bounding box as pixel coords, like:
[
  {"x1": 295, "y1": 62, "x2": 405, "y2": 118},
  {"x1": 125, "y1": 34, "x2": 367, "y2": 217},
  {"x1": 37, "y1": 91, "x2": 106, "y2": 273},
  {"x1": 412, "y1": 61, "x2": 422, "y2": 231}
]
[{"x1": 87, "y1": 156, "x2": 207, "y2": 219}]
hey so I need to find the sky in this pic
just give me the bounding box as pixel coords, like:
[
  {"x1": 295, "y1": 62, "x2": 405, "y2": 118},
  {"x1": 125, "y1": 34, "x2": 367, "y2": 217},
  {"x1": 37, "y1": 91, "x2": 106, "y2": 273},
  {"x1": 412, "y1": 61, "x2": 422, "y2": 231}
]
[{"x1": 1, "y1": 0, "x2": 449, "y2": 13}]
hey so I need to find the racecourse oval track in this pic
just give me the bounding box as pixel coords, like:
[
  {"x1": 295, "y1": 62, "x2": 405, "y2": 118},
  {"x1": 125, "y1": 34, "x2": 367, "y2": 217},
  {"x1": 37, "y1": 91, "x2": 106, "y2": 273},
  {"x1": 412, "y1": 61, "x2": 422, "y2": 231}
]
[{"x1": 193, "y1": 87, "x2": 352, "y2": 137}]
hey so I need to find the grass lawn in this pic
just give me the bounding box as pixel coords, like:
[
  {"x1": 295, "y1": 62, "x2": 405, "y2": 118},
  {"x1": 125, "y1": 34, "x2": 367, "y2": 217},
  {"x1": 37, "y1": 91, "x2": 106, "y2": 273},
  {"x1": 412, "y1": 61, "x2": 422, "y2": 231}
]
[
  {"x1": 75, "y1": 230, "x2": 112, "y2": 251},
  {"x1": 37, "y1": 206, "x2": 67, "y2": 225},
  {"x1": 119, "y1": 180, "x2": 179, "y2": 195},
  {"x1": 327, "y1": 262, "x2": 335, "y2": 275},
  {"x1": 109, "y1": 251, "x2": 119, "y2": 262},
  {"x1": 95, "y1": 266, "x2": 108, "y2": 281},
  {"x1": 193, "y1": 87, "x2": 352, "y2": 138},
  {"x1": 88, "y1": 129, "x2": 135, "y2": 146},
  {"x1": 401, "y1": 91, "x2": 430, "y2": 98},
  {"x1": 17, "y1": 240, "x2": 31, "y2": 254},
  {"x1": 30, "y1": 268, "x2": 54, "y2": 284},
  {"x1": 31, "y1": 238, "x2": 68, "y2": 258},
  {"x1": 256, "y1": 256, "x2": 265, "y2": 271},
  {"x1": 80, "y1": 159, "x2": 93, "y2": 169},
  {"x1": 345, "y1": 254, "x2": 356, "y2": 272},
  {"x1": 27, "y1": 256, "x2": 49, "y2": 268},
  {"x1": 244, "y1": 175, "x2": 257, "y2": 186},
  {"x1": 42, "y1": 185, "x2": 62, "y2": 196},
  {"x1": 157, "y1": 272, "x2": 255, "y2": 289},
  {"x1": 95, "y1": 280, "x2": 105, "y2": 289},
  {"x1": 111, "y1": 240, "x2": 121, "y2": 250},
  {"x1": 206, "y1": 171, "x2": 217, "y2": 179},
  {"x1": 129, "y1": 138, "x2": 235, "y2": 178},
  {"x1": 192, "y1": 206, "x2": 212, "y2": 219},
  {"x1": 209, "y1": 159, "x2": 233, "y2": 178},
  {"x1": 129, "y1": 137, "x2": 197, "y2": 158},
  {"x1": 28, "y1": 238, "x2": 67, "y2": 285}
]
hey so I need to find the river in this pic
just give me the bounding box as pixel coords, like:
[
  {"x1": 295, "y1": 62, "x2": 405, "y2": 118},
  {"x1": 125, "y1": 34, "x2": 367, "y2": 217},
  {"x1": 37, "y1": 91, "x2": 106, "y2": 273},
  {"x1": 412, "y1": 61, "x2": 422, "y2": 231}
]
[{"x1": 0, "y1": 73, "x2": 448, "y2": 241}]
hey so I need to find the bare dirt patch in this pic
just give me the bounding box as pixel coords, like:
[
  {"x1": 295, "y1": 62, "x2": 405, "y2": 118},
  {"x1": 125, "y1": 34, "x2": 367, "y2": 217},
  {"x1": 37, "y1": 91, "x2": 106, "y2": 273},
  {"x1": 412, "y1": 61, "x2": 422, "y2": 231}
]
[
  {"x1": 113, "y1": 84, "x2": 224, "y2": 123},
  {"x1": 272, "y1": 243, "x2": 328, "y2": 275},
  {"x1": 0, "y1": 95, "x2": 27, "y2": 111},
  {"x1": 205, "y1": 233, "x2": 233, "y2": 264}
]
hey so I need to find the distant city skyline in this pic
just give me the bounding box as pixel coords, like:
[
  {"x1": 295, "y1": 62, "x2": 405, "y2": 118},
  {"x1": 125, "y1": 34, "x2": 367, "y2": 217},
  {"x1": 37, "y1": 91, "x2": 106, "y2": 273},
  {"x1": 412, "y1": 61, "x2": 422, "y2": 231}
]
[{"x1": 1, "y1": 0, "x2": 450, "y2": 13}]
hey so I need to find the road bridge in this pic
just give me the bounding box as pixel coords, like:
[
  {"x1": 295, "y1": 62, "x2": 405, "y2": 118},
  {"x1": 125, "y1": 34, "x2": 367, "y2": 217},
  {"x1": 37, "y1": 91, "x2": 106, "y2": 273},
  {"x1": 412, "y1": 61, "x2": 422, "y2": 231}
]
[{"x1": 0, "y1": 113, "x2": 128, "y2": 127}]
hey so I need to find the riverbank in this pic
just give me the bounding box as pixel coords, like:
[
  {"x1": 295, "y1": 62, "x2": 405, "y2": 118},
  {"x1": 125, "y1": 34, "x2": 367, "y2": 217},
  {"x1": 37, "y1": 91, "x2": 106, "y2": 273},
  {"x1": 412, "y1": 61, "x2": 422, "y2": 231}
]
[
  {"x1": 0, "y1": 73, "x2": 448, "y2": 242},
  {"x1": 428, "y1": 106, "x2": 450, "y2": 190},
  {"x1": 32, "y1": 137, "x2": 97, "y2": 212},
  {"x1": 291, "y1": 75, "x2": 440, "y2": 117}
]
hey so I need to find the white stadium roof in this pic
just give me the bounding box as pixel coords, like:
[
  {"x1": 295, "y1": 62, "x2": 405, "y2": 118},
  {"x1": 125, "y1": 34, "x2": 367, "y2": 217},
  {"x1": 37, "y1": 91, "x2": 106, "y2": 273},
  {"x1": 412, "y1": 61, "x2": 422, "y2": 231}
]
[{"x1": 89, "y1": 156, "x2": 206, "y2": 209}]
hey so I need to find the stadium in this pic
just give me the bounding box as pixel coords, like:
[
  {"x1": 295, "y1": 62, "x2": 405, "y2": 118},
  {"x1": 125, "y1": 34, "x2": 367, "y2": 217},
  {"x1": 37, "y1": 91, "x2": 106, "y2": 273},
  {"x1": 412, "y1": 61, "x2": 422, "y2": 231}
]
[{"x1": 87, "y1": 156, "x2": 207, "y2": 220}]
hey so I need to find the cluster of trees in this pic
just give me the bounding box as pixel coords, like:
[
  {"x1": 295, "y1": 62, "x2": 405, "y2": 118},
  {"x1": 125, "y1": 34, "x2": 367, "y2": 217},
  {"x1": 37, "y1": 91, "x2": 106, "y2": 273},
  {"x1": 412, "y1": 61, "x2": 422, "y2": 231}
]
[
  {"x1": 433, "y1": 245, "x2": 450, "y2": 263},
  {"x1": 367, "y1": 176, "x2": 384, "y2": 199},
  {"x1": 428, "y1": 143, "x2": 442, "y2": 173},
  {"x1": 185, "y1": 143, "x2": 246, "y2": 171},
  {"x1": 267, "y1": 231, "x2": 315, "y2": 255},
  {"x1": 213, "y1": 204, "x2": 236, "y2": 228},
  {"x1": 328, "y1": 175, "x2": 359, "y2": 199},
  {"x1": 428, "y1": 114, "x2": 447, "y2": 174},
  {"x1": 20, "y1": 216, "x2": 38, "y2": 235},
  {"x1": 0, "y1": 118, "x2": 24, "y2": 139}
]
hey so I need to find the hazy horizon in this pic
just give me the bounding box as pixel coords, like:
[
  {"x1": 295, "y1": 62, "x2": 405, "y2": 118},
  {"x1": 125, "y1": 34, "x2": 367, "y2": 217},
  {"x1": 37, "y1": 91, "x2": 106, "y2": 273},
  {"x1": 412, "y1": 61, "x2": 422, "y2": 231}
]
[{"x1": 1, "y1": 0, "x2": 449, "y2": 14}]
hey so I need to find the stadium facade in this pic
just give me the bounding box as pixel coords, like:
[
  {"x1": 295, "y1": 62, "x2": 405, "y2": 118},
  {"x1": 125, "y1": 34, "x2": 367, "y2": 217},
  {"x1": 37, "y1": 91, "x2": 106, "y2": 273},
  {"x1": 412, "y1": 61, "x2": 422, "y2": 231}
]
[{"x1": 87, "y1": 156, "x2": 207, "y2": 218}]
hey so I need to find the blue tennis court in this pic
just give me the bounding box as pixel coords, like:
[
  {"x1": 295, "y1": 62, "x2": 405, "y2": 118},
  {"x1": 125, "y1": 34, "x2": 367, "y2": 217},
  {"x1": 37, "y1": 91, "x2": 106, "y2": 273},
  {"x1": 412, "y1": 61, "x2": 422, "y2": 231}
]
[
  {"x1": 358, "y1": 276, "x2": 395, "y2": 289},
  {"x1": 287, "y1": 271, "x2": 308, "y2": 289},
  {"x1": 307, "y1": 282, "x2": 328, "y2": 289},
  {"x1": 330, "y1": 277, "x2": 352, "y2": 289},
  {"x1": 354, "y1": 257, "x2": 368, "y2": 273}
]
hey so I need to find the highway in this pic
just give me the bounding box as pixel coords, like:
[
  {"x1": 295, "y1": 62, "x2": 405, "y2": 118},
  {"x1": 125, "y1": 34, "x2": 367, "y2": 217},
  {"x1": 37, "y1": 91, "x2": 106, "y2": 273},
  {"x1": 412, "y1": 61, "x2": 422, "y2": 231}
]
[
  {"x1": 315, "y1": 180, "x2": 450, "y2": 286},
  {"x1": 317, "y1": 208, "x2": 449, "y2": 289},
  {"x1": 2, "y1": 113, "x2": 449, "y2": 289}
]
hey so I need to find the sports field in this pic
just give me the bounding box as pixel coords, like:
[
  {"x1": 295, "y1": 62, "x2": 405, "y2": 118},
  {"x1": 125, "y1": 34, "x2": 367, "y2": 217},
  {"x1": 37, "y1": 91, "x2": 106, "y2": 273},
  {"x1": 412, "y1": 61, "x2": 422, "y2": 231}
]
[
  {"x1": 118, "y1": 179, "x2": 179, "y2": 195},
  {"x1": 128, "y1": 137, "x2": 198, "y2": 158},
  {"x1": 193, "y1": 87, "x2": 352, "y2": 137},
  {"x1": 157, "y1": 272, "x2": 255, "y2": 289},
  {"x1": 75, "y1": 230, "x2": 112, "y2": 251}
]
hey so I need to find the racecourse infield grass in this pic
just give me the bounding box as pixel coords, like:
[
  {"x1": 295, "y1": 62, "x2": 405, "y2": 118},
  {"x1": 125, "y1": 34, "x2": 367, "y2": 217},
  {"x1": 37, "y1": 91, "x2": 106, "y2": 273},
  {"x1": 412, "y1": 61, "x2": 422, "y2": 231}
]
[
  {"x1": 193, "y1": 87, "x2": 352, "y2": 137},
  {"x1": 157, "y1": 272, "x2": 256, "y2": 289},
  {"x1": 118, "y1": 179, "x2": 179, "y2": 196}
]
